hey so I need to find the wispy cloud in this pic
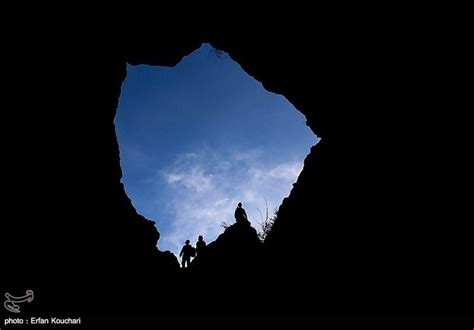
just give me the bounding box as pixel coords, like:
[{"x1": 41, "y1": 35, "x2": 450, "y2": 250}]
[
  {"x1": 156, "y1": 146, "x2": 305, "y2": 255},
  {"x1": 118, "y1": 140, "x2": 152, "y2": 171},
  {"x1": 164, "y1": 166, "x2": 213, "y2": 192}
]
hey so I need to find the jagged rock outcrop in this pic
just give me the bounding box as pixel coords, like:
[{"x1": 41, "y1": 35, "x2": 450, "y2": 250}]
[
  {"x1": 191, "y1": 221, "x2": 262, "y2": 271},
  {"x1": 182, "y1": 222, "x2": 263, "y2": 314}
]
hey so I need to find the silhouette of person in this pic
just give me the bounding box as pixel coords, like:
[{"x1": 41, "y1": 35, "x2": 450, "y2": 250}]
[
  {"x1": 196, "y1": 235, "x2": 206, "y2": 256},
  {"x1": 179, "y1": 239, "x2": 195, "y2": 268},
  {"x1": 234, "y1": 202, "x2": 249, "y2": 224}
]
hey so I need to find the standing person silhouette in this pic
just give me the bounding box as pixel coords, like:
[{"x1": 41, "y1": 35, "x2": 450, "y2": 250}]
[
  {"x1": 234, "y1": 202, "x2": 249, "y2": 224},
  {"x1": 196, "y1": 235, "x2": 206, "y2": 256},
  {"x1": 179, "y1": 240, "x2": 195, "y2": 268}
]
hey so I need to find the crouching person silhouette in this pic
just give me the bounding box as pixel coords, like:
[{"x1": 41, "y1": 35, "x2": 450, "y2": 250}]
[
  {"x1": 235, "y1": 202, "x2": 249, "y2": 225},
  {"x1": 179, "y1": 239, "x2": 196, "y2": 268}
]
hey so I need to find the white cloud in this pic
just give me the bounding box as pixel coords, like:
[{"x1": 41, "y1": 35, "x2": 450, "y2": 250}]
[
  {"x1": 233, "y1": 148, "x2": 263, "y2": 161},
  {"x1": 118, "y1": 140, "x2": 152, "y2": 171},
  {"x1": 214, "y1": 198, "x2": 229, "y2": 207},
  {"x1": 156, "y1": 147, "x2": 305, "y2": 256},
  {"x1": 164, "y1": 166, "x2": 213, "y2": 193}
]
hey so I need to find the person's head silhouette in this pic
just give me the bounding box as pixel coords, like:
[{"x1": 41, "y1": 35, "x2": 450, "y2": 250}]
[
  {"x1": 198, "y1": 235, "x2": 203, "y2": 241},
  {"x1": 185, "y1": 239, "x2": 190, "y2": 245},
  {"x1": 238, "y1": 202, "x2": 242, "y2": 207}
]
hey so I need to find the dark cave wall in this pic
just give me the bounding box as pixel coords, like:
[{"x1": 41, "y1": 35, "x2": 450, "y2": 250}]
[{"x1": 2, "y1": 18, "x2": 470, "y2": 315}]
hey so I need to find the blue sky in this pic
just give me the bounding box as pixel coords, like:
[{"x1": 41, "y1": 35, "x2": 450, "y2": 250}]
[{"x1": 115, "y1": 44, "x2": 317, "y2": 256}]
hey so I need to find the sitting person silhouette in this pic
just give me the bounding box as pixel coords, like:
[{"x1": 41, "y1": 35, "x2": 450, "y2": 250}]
[
  {"x1": 179, "y1": 239, "x2": 195, "y2": 268},
  {"x1": 234, "y1": 202, "x2": 249, "y2": 224},
  {"x1": 196, "y1": 235, "x2": 206, "y2": 256}
]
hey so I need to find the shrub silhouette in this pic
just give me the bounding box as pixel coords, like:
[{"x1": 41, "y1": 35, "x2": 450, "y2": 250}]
[{"x1": 256, "y1": 199, "x2": 277, "y2": 242}]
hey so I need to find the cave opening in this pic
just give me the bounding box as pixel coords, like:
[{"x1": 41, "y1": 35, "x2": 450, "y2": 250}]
[{"x1": 114, "y1": 43, "x2": 317, "y2": 257}]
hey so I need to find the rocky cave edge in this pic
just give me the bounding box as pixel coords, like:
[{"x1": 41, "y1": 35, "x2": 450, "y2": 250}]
[{"x1": 4, "y1": 19, "x2": 469, "y2": 318}]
